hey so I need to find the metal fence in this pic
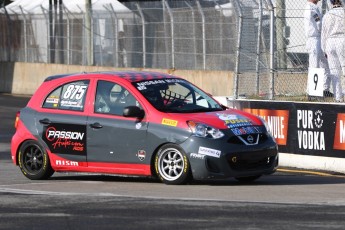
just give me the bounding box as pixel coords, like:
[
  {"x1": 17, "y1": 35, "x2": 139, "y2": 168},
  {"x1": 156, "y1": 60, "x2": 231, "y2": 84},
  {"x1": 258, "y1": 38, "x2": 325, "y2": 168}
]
[
  {"x1": 0, "y1": 0, "x2": 343, "y2": 102},
  {"x1": 0, "y1": 0, "x2": 237, "y2": 70}
]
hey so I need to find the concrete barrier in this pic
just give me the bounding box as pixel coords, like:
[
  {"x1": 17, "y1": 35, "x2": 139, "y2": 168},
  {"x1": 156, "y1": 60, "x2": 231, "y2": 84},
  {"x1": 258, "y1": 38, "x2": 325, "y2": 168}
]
[{"x1": 0, "y1": 62, "x2": 234, "y2": 96}]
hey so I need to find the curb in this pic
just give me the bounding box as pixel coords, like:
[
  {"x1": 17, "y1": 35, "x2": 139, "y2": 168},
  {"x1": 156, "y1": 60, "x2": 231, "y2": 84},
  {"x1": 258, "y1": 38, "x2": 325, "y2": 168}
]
[{"x1": 279, "y1": 152, "x2": 345, "y2": 175}]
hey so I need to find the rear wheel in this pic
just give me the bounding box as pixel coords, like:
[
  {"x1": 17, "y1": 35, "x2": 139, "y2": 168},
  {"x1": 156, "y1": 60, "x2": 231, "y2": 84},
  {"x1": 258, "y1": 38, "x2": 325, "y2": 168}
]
[
  {"x1": 235, "y1": 175, "x2": 261, "y2": 183},
  {"x1": 155, "y1": 144, "x2": 191, "y2": 185},
  {"x1": 18, "y1": 140, "x2": 54, "y2": 180}
]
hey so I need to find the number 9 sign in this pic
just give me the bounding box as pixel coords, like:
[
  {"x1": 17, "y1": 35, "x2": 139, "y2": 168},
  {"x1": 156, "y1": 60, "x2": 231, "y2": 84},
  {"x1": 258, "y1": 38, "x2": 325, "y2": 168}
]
[{"x1": 307, "y1": 67, "x2": 325, "y2": 97}]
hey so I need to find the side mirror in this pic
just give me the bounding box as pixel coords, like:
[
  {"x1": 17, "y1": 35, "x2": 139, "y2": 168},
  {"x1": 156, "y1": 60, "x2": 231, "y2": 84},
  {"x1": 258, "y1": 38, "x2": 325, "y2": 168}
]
[{"x1": 123, "y1": 106, "x2": 145, "y2": 119}]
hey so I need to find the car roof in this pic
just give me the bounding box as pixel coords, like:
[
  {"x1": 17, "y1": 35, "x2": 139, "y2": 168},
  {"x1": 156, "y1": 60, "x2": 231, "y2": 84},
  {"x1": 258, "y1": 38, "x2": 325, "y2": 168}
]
[{"x1": 44, "y1": 71, "x2": 179, "y2": 83}]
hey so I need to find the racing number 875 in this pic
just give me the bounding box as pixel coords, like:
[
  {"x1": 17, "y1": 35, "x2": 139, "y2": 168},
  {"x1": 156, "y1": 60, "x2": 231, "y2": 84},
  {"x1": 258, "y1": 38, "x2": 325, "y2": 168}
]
[{"x1": 63, "y1": 84, "x2": 87, "y2": 100}]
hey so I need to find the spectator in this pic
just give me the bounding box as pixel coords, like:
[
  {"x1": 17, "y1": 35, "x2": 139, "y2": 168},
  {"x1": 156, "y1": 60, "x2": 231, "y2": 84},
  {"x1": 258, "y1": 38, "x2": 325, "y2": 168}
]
[
  {"x1": 304, "y1": 0, "x2": 333, "y2": 98},
  {"x1": 321, "y1": 0, "x2": 345, "y2": 102}
]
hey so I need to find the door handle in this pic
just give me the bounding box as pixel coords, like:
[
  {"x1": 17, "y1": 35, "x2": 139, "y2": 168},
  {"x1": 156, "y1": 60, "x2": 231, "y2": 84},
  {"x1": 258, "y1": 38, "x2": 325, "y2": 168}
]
[
  {"x1": 90, "y1": 122, "x2": 103, "y2": 129},
  {"x1": 39, "y1": 118, "x2": 51, "y2": 125}
]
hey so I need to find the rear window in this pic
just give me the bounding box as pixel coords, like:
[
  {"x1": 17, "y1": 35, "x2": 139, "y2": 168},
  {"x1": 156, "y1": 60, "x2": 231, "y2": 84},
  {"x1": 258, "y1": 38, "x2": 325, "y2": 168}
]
[{"x1": 42, "y1": 80, "x2": 89, "y2": 111}]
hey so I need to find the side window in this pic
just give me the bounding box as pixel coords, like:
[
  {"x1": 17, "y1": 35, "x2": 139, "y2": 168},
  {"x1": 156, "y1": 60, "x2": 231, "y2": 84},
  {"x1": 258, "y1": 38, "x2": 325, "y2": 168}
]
[
  {"x1": 42, "y1": 80, "x2": 89, "y2": 111},
  {"x1": 95, "y1": 80, "x2": 140, "y2": 116}
]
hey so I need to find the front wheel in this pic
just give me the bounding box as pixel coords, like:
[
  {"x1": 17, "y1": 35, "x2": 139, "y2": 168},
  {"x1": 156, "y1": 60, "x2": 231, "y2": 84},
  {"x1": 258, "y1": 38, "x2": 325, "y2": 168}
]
[
  {"x1": 18, "y1": 140, "x2": 54, "y2": 180},
  {"x1": 154, "y1": 144, "x2": 191, "y2": 185}
]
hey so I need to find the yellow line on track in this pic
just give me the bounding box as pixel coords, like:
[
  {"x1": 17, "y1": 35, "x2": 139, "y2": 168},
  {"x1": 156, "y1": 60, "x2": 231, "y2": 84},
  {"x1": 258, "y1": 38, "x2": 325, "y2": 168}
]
[{"x1": 277, "y1": 168, "x2": 345, "y2": 178}]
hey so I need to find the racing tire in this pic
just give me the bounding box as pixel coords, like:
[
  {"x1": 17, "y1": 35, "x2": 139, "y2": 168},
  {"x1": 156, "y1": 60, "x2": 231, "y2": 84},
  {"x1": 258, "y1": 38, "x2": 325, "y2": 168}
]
[
  {"x1": 235, "y1": 175, "x2": 261, "y2": 183},
  {"x1": 18, "y1": 140, "x2": 54, "y2": 180},
  {"x1": 155, "y1": 144, "x2": 191, "y2": 185}
]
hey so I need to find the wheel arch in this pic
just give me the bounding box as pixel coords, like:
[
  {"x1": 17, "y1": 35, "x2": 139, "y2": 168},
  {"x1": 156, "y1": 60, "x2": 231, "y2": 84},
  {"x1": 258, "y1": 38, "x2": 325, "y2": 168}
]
[
  {"x1": 16, "y1": 138, "x2": 52, "y2": 165},
  {"x1": 15, "y1": 139, "x2": 35, "y2": 166},
  {"x1": 149, "y1": 142, "x2": 171, "y2": 178},
  {"x1": 17, "y1": 139, "x2": 54, "y2": 180},
  {"x1": 151, "y1": 142, "x2": 193, "y2": 185}
]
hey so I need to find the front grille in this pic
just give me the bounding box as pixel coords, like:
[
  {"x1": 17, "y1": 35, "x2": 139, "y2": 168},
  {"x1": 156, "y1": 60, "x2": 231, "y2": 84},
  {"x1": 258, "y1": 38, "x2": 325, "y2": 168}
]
[
  {"x1": 228, "y1": 133, "x2": 268, "y2": 145},
  {"x1": 227, "y1": 149, "x2": 277, "y2": 172}
]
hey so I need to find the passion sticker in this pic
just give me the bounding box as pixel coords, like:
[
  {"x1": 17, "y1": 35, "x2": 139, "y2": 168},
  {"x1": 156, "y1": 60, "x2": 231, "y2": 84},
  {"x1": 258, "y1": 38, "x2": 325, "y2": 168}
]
[{"x1": 42, "y1": 123, "x2": 86, "y2": 155}]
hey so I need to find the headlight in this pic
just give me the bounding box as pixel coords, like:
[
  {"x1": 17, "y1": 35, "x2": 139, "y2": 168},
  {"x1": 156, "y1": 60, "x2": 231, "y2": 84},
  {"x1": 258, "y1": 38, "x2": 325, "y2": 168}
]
[{"x1": 187, "y1": 121, "x2": 224, "y2": 139}]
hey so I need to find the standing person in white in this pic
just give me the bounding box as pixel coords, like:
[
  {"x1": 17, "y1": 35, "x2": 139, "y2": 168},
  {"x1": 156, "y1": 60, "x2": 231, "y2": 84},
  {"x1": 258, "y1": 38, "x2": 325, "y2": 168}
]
[
  {"x1": 304, "y1": 0, "x2": 333, "y2": 98},
  {"x1": 321, "y1": 0, "x2": 345, "y2": 102}
]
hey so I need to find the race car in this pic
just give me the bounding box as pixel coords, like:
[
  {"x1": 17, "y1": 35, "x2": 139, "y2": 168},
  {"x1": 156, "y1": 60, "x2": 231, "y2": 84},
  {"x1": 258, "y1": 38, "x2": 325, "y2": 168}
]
[{"x1": 11, "y1": 71, "x2": 278, "y2": 185}]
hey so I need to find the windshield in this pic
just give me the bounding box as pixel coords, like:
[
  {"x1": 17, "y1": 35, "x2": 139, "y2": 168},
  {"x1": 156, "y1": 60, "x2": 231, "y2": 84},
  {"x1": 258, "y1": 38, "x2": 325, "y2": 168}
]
[{"x1": 133, "y1": 78, "x2": 224, "y2": 113}]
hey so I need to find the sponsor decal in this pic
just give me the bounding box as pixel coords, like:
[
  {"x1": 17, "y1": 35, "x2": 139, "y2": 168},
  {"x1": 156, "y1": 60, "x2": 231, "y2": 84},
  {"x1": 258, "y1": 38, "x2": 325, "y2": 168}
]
[
  {"x1": 215, "y1": 113, "x2": 252, "y2": 128},
  {"x1": 46, "y1": 127, "x2": 84, "y2": 141},
  {"x1": 136, "y1": 123, "x2": 142, "y2": 129},
  {"x1": 165, "y1": 79, "x2": 185, "y2": 83},
  {"x1": 137, "y1": 150, "x2": 146, "y2": 161},
  {"x1": 60, "y1": 100, "x2": 83, "y2": 108},
  {"x1": 297, "y1": 109, "x2": 325, "y2": 150},
  {"x1": 45, "y1": 97, "x2": 59, "y2": 104},
  {"x1": 136, "y1": 80, "x2": 166, "y2": 90},
  {"x1": 136, "y1": 79, "x2": 185, "y2": 90},
  {"x1": 231, "y1": 126, "x2": 263, "y2": 136},
  {"x1": 217, "y1": 114, "x2": 238, "y2": 121},
  {"x1": 243, "y1": 108, "x2": 289, "y2": 146},
  {"x1": 162, "y1": 118, "x2": 178, "y2": 127},
  {"x1": 198, "y1": 146, "x2": 221, "y2": 158},
  {"x1": 333, "y1": 113, "x2": 345, "y2": 150},
  {"x1": 42, "y1": 123, "x2": 86, "y2": 155},
  {"x1": 190, "y1": 153, "x2": 205, "y2": 160},
  {"x1": 55, "y1": 159, "x2": 79, "y2": 166}
]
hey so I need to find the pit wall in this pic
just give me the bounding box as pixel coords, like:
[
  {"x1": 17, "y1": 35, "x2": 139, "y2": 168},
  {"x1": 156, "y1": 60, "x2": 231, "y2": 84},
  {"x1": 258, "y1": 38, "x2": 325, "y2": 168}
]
[
  {"x1": 0, "y1": 62, "x2": 233, "y2": 96},
  {"x1": 229, "y1": 99, "x2": 345, "y2": 174}
]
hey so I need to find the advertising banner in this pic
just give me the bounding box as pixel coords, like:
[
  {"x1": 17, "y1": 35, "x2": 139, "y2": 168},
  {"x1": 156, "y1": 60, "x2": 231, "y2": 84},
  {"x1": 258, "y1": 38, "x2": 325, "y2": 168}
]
[{"x1": 233, "y1": 100, "x2": 345, "y2": 158}]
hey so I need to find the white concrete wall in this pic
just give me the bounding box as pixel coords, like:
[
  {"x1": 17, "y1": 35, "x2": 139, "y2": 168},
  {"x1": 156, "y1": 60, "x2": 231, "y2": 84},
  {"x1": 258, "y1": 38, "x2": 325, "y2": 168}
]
[{"x1": 0, "y1": 62, "x2": 234, "y2": 96}]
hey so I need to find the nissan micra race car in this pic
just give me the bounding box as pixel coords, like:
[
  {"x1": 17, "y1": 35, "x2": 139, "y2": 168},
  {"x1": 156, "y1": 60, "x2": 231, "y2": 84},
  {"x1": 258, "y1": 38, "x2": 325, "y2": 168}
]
[{"x1": 11, "y1": 71, "x2": 278, "y2": 185}]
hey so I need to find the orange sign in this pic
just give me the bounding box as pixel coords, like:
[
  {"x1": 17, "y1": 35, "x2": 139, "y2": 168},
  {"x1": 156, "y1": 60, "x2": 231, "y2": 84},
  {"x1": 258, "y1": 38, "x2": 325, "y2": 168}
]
[
  {"x1": 243, "y1": 108, "x2": 289, "y2": 145},
  {"x1": 333, "y1": 113, "x2": 345, "y2": 150}
]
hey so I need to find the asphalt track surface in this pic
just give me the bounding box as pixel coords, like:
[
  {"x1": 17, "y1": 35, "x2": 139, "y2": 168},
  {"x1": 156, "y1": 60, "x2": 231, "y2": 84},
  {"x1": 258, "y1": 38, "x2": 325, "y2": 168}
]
[{"x1": 1, "y1": 93, "x2": 345, "y2": 230}]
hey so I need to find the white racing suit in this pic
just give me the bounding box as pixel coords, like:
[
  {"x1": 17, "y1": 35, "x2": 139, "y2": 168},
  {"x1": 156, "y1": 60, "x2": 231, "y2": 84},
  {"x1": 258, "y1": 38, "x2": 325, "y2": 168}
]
[
  {"x1": 304, "y1": 2, "x2": 331, "y2": 94},
  {"x1": 321, "y1": 6, "x2": 345, "y2": 102}
]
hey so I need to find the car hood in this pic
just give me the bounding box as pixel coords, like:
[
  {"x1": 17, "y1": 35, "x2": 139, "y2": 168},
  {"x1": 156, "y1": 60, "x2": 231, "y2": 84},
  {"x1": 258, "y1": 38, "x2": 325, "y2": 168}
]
[{"x1": 169, "y1": 108, "x2": 263, "y2": 130}]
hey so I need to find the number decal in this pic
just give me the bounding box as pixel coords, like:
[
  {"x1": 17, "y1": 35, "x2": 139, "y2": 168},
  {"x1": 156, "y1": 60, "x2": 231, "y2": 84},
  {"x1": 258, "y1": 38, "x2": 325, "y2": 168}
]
[
  {"x1": 63, "y1": 84, "x2": 87, "y2": 100},
  {"x1": 314, "y1": 74, "x2": 318, "y2": 90},
  {"x1": 75, "y1": 85, "x2": 87, "y2": 100},
  {"x1": 63, "y1": 85, "x2": 74, "y2": 99}
]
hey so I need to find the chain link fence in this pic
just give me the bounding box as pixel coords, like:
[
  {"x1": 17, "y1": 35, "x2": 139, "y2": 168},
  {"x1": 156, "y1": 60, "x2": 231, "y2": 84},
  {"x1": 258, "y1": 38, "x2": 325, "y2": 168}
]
[
  {"x1": 0, "y1": 0, "x2": 237, "y2": 70},
  {"x1": 0, "y1": 0, "x2": 344, "y2": 102}
]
